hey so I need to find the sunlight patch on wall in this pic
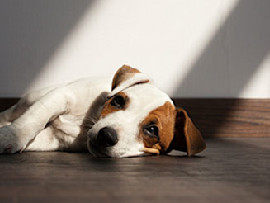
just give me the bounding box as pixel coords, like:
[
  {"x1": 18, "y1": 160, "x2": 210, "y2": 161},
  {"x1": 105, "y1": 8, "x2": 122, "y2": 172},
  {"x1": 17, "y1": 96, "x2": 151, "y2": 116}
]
[
  {"x1": 240, "y1": 54, "x2": 270, "y2": 98},
  {"x1": 26, "y1": 0, "x2": 239, "y2": 96},
  {"x1": 165, "y1": 0, "x2": 239, "y2": 96}
]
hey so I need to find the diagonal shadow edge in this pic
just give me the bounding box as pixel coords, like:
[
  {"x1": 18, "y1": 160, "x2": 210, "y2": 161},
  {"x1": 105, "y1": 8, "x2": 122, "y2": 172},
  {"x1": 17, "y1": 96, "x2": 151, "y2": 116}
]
[
  {"x1": 173, "y1": 0, "x2": 270, "y2": 138},
  {"x1": 0, "y1": 0, "x2": 96, "y2": 97}
]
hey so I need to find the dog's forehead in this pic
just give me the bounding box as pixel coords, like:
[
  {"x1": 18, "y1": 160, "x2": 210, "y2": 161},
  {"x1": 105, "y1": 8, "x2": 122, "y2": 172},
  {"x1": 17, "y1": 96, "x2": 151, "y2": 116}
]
[{"x1": 123, "y1": 84, "x2": 173, "y2": 113}]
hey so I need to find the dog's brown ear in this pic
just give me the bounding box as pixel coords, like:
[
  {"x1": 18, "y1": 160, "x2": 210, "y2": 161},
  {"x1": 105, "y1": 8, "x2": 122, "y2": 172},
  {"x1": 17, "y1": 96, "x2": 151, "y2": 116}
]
[
  {"x1": 110, "y1": 65, "x2": 151, "y2": 95},
  {"x1": 169, "y1": 108, "x2": 206, "y2": 156},
  {"x1": 111, "y1": 65, "x2": 141, "y2": 91}
]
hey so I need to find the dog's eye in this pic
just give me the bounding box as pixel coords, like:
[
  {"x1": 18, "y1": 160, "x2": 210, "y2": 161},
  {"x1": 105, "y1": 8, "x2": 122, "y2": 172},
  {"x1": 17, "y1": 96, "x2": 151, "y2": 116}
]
[
  {"x1": 110, "y1": 95, "x2": 125, "y2": 109},
  {"x1": 143, "y1": 125, "x2": 159, "y2": 138}
]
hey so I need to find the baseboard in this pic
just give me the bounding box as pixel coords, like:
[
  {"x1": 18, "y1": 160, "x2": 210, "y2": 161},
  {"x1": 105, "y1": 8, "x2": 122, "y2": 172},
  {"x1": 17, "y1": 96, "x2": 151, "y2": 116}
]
[
  {"x1": 0, "y1": 98, "x2": 269, "y2": 138},
  {"x1": 173, "y1": 98, "x2": 270, "y2": 138}
]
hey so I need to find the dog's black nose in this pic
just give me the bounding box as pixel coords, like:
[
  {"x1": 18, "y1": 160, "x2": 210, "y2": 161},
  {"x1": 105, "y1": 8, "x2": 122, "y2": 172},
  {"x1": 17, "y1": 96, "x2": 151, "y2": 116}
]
[{"x1": 96, "y1": 127, "x2": 118, "y2": 147}]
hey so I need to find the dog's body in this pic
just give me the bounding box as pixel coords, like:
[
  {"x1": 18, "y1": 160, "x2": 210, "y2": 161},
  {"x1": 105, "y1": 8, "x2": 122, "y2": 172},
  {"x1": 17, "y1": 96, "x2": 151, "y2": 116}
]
[{"x1": 0, "y1": 65, "x2": 206, "y2": 157}]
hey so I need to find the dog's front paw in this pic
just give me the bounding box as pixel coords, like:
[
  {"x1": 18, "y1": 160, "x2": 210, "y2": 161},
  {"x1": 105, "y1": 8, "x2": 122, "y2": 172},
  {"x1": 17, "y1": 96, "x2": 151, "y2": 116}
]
[{"x1": 0, "y1": 126, "x2": 21, "y2": 154}]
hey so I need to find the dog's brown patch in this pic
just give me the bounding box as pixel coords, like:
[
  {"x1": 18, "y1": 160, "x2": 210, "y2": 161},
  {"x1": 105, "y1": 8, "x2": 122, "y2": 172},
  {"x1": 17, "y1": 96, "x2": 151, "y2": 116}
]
[
  {"x1": 139, "y1": 101, "x2": 176, "y2": 153},
  {"x1": 111, "y1": 65, "x2": 140, "y2": 91},
  {"x1": 170, "y1": 108, "x2": 206, "y2": 156},
  {"x1": 100, "y1": 92, "x2": 130, "y2": 118}
]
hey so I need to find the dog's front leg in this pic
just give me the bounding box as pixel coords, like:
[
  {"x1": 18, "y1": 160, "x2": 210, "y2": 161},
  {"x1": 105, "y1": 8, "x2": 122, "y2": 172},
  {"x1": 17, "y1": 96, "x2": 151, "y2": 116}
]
[{"x1": 0, "y1": 89, "x2": 74, "y2": 153}]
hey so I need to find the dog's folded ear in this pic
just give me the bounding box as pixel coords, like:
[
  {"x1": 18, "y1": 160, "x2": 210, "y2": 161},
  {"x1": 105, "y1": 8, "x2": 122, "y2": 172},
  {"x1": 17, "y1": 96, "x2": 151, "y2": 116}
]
[
  {"x1": 168, "y1": 108, "x2": 206, "y2": 156},
  {"x1": 110, "y1": 65, "x2": 152, "y2": 95}
]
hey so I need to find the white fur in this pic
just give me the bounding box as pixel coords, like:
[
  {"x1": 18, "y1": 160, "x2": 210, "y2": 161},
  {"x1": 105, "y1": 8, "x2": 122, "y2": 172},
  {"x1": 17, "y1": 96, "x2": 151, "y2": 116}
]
[
  {"x1": 0, "y1": 77, "x2": 111, "y2": 153},
  {"x1": 0, "y1": 72, "x2": 172, "y2": 157}
]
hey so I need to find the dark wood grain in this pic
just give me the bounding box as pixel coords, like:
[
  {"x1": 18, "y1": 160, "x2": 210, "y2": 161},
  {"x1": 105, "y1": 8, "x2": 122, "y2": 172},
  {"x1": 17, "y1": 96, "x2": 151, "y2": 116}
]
[
  {"x1": 173, "y1": 98, "x2": 270, "y2": 137},
  {"x1": 0, "y1": 138, "x2": 269, "y2": 202},
  {"x1": 0, "y1": 98, "x2": 269, "y2": 138}
]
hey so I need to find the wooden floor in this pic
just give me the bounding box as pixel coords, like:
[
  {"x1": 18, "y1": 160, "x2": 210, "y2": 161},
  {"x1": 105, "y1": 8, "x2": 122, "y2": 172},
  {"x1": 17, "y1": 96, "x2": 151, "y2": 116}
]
[{"x1": 0, "y1": 138, "x2": 269, "y2": 203}]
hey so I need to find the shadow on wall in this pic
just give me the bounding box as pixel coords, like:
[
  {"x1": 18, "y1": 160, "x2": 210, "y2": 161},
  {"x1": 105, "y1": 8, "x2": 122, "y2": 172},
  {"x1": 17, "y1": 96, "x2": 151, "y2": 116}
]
[
  {"x1": 0, "y1": 0, "x2": 94, "y2": 96},
  {"x1": 174, "y1": 0, "x2": 270, "y2": 137},
  {"x1": 174, "y1": 0, "x2": 270, "y2": 98}
]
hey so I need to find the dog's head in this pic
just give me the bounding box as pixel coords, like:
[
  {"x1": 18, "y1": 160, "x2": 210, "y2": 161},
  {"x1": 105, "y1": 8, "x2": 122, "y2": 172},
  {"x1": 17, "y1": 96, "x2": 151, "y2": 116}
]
[{"x1": 87, "y1": 65, "x2": 206, "y2": 158}]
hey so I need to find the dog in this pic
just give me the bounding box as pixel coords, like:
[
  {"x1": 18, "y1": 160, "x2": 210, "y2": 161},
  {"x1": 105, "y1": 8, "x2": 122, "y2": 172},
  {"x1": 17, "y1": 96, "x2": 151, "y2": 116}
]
[{"x1": 0, "y1": 65, "x2": 206, "y2": 157}]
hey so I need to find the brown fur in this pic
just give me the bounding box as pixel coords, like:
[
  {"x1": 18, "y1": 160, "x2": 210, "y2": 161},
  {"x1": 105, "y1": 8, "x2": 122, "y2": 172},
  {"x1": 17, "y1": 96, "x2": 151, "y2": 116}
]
[
  {"x1": 138, "y1": 103, "x2": 206, "y2": 156},
  {"x1": 139, "y1": 101, "x2": 176, "y2": 153},
  {"x1": 100, "y1": 92, "x2": 130, "y2": 118},
  {"x1": 171, "y1": 108, "x2": 206, "y2": 156},
  {"x1": 111, "y1": 65, "x2": 140, "y2": 91}
]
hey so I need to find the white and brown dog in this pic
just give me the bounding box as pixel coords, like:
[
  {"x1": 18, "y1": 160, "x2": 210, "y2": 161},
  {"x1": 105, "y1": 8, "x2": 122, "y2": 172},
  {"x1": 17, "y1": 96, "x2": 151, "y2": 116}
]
[{"x1": 0, "y1": 65, "x2": 206, "y2": 157}]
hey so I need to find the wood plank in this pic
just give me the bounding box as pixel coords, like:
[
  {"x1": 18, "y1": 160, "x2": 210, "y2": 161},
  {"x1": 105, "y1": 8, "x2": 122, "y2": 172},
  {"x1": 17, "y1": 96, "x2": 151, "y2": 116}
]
[
  {"x1": 173, "y1": 99, "x2": 270, "y2": 137},
  {"x1": 0, "y1": 138, "x2": 269, "y2": 202},
  {"x1": 0, "y1": 98, "x2": 269, "y2": 138}
]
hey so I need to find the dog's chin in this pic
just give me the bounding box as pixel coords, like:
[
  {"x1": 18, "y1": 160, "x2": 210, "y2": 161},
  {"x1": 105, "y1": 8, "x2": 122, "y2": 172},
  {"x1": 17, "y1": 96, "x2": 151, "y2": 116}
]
[
  {"x1": 87, "y1": 140, "x2": 145, "y2": 158},
  {"x1": 87, "y1": 144, "x2": 126, "y2": 158},
  {"x1": 87, "y1": 141, "x2": 111, "y2": 158}
]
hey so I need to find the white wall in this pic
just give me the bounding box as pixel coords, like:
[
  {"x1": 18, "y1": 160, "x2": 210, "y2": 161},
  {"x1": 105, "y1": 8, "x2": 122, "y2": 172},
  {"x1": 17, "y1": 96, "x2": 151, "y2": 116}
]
[{"x1": 0, "y1": 0, "x2": 269, "y2": 98}]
